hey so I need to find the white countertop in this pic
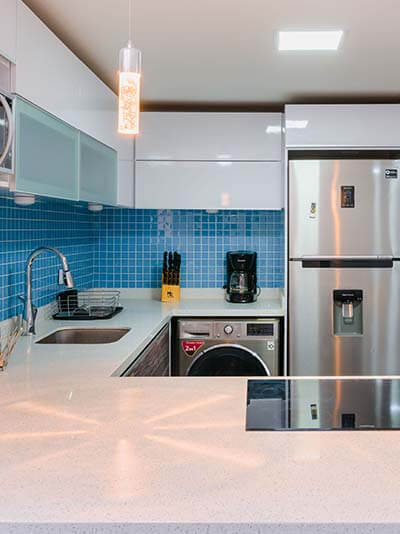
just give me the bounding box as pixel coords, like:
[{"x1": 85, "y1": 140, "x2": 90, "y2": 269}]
[
  {"x1": 4, "y1": 293, "x2": 284, "y2": 380},
  {"x1": 2, "y1": 295, "x2": 400, "y2": 532}
]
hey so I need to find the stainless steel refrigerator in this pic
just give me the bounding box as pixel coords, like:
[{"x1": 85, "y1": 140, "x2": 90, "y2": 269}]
[{"x1": 289, "y1": 154, "x2": 400, "y2": 375}]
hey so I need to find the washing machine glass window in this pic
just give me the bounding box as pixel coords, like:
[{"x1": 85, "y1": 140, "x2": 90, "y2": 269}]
[
  {"x1": 187, "y1": 345, "x2": 270, "y2": 376},
  {"x1": 176, "y1": 319, "x2": 281, "y2": 377}
]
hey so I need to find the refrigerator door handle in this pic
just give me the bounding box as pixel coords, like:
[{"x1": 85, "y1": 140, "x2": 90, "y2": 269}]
[
  {"x1": 298, "y1": 256, "x2": 394, "y2": 269},
  {"x1": 298, "y1": 255, "x2": 394, "y2": 261}
]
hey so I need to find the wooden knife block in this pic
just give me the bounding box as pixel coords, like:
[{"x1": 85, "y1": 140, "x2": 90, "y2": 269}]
[{"x1": 161, "y1": 275, "x2": 180, "y2": 303}]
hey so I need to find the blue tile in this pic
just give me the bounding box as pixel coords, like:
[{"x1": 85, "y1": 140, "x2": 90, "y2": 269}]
[
  {"x1": 92, "y1": 208, "x2": 285, "y2": 291},
  {"x1": 1, "y1": 194, "x2": 285, "y2": 322},
  {"x1": 0, "y1": 193, "x2": 93, "y2": 321}
]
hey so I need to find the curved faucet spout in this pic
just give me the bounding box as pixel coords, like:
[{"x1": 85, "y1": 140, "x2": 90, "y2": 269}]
[{"x1": 22, "y1": 246, "x2": 74, "y2": 335}]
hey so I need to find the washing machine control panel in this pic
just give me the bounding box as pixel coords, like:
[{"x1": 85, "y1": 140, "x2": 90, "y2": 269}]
[
  {"x1": 213, "y1": 321, "x2": 277, "y2": 340},
  {"x1": 213, "y1": 322, "x2": 243, "y2": 338},
  {"x1": 247, "y1": 323, "x2": 275, "y2": 336}
]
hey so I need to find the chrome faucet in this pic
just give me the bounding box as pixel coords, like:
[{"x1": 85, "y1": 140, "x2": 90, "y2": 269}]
[{"x1": 20, "y1": 246, "x2": 74, "y2": 335}]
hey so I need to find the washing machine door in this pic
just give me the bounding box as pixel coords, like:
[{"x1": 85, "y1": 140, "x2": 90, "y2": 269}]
[{"x1": 187, "y1": 344, "x2": 270, "y2": 377}]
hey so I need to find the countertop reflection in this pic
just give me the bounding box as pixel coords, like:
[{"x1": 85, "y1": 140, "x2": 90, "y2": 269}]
[{"x1": 247, "y1": 378, "x2": 400, "y2": 431}]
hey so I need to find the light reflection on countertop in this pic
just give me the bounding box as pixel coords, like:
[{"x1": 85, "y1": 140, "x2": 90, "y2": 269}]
[
  {"x1": 2, "y1": 375, "x2": 400, "y2": 526},
  {"x1": 2, "y1": 296, "x2": 400, "y2": 527}
]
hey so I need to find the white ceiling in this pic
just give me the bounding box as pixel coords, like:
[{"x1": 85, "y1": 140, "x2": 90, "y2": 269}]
[{"x1": 23, "y1": 0, "x2": 400, "y2": 107}]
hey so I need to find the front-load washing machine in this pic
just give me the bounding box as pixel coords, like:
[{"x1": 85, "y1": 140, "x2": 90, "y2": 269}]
[{"x1": 175, "y1": 318, "x2": 281, "y2": 376}]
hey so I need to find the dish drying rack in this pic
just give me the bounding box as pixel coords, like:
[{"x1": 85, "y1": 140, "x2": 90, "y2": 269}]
[{"x1": 52, "y1": 289, "x2": 122, "y2": 320}]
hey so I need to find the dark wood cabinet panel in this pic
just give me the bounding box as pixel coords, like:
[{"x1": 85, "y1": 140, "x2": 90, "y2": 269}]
[{"x1": 125, "y1": 324, "x2": 169, "y2": 377}]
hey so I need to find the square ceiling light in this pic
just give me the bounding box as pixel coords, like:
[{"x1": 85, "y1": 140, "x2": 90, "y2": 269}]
[{"x1": 278, "y1": 31, "x2": 343, "y2": 51}]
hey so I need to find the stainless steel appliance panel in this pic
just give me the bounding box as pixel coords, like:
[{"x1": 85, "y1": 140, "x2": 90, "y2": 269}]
[
  {"x1": 289, "y1": 379, "x2": 400, "y2": 430},
  {"x1": 0, "y1": 91, "x2": 13, "y2": 174},
  {"x1": 289, "y1": 159, "x2": 400, "y2": 257},
  {"x1": 247, "y1": 378, "x2": 400, "y2": 431},
  {"x1": 176, "y1": 319, "x2": 280, "y2": 376},
  {"x1": 289, "y1": 260, "x2": 400, "y2": 375}
]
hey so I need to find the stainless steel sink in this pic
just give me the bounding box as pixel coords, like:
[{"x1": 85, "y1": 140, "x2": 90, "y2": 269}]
[{"x1": 36, "y1": 328, "x2": 130, "y2": 344}]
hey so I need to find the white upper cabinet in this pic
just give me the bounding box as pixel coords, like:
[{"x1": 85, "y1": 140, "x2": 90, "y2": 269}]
[
  {"x1": 136, "y1": 112, "x2": 282, "y2": 161},
  {"x1": 135, "y1": 112, "x2": 283, "y2": 210},
  {"x1": 16, "y1": 1, "x2": 110, "y2": 146},
  {"x1": 135, "y1": 161, "x2": 282, "y2": 210},
  {"x1": 15, "y1": 1, "x2": 134, "y2": 207},
  {"x1": 15, "y1": 1, "x2": 133, "y2": 157},
  {"x1": 117, "y1": 159, "x2": 135, "y2": 208},
  {"x1": 285, "y1": 104, "x2": 400, "y2": 148},
  {"x1": 0, "y1": 0, "x2": 17, "y2": 62}
]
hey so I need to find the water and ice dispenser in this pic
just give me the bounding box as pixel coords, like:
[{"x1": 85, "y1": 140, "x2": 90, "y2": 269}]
[{"x1": 333, "y1": 290, "x2": 363, "y2": 336}]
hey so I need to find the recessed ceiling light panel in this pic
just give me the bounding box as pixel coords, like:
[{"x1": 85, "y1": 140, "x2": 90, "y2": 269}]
[{"x1": 278, "y1": 31, "x2": 343, "y2": 51}]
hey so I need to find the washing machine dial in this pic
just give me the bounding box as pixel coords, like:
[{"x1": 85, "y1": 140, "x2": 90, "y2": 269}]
[{"x1": 224, "y1": 324, "x2": 233, "y2": 335}]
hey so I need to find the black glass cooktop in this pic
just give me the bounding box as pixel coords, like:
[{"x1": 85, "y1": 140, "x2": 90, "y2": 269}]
[{"x1": 246, "y1": 379, "x2": 400, "y2": 431}]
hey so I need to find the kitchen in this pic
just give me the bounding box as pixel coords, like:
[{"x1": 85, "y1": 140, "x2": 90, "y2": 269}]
[{"x1": 1, "y1": 0, "x2": 400, "y2": 532}]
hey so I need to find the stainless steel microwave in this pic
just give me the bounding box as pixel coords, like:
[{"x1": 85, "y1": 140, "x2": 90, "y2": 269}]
[
  {"x1": 0, "y1": 54, "x2": 14, "y2": 177},
  {"x1": 0, "y1": 90, "x2": 14, "y2": 175},
  {"x1": 0, "y1": 56, "x2": 15, "y2": 178}
]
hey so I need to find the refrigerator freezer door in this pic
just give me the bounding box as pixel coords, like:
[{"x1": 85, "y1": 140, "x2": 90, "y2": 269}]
[
  {"x1": 289, "y1": 260, "x2": 400, "y2": 376},
  {"x1": 289, "y1": 159, "x2": 400, "y2": 258}
]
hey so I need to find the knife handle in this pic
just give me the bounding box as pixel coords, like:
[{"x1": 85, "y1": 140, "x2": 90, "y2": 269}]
[
  {"x1": 162, "y1": 251, "x2": 168, "y2": 284},
  {"x1": 177, "y1": 253, "x2": 181, "y2": 284},
  {"x1": 172, "y1": 252, "x2": 178, "y2": 284}
]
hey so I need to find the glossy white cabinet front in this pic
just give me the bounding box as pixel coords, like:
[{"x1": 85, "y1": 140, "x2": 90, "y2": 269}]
[
  {"x1": 135, "y1": 161, "x2": 282, "y2": 210},
  {"x1": 0, "y1": 0, "x2": 16, "y2": 62},
  {"x1": 136, "y1": 112, "x2": 282, "y2": 161},
  {"x1": 285, "y1": 104, "x2": 400, "y2": 148},
  {"x1": 117, "y1": 160, "x2": 135, "y2": 208},
  {"x1": 16, "y1": 2, "x2": 109, "y2": 146}
]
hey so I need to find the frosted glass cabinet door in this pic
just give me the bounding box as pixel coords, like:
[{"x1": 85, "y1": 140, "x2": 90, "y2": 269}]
[
  {"x1": 79, "y1": 132, "x2": 117, "y2": 205},
  {"x1": 15, "y1": 98, "x2": 79, "y2": 200}
]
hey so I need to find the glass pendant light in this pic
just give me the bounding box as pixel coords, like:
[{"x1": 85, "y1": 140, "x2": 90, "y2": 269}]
[{"x1": 118, "y1": 0, "x2": 142, "y2": 135}]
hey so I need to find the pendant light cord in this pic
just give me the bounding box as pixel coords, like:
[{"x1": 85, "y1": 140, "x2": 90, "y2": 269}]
[{"x1": 128, "y1": 0, "x2": 133, "y2": 48}]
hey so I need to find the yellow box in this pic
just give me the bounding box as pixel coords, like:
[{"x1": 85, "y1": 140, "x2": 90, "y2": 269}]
[{"x1": 161, "y1": 283, "x2": 180, "y2": 303}]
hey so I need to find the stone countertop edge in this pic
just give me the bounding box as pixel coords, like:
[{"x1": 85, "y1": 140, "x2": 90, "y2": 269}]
[{"x1": 0, "y1": 522, "x2": 398, "y2": 533}]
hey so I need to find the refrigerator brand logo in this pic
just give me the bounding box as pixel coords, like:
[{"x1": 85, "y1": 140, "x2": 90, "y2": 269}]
[
  {"x1": 385, "y1": 169, "x2": 398, "y2": 179},
  {"x1": 341, "y1": 186, "x2": 355, "y2": 208}
]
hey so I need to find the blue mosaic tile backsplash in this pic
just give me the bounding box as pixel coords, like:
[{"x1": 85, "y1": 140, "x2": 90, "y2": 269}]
[
  {"x1": 0, "y1": 196, "x2": 284, "y2": 322},
  {"x1": 92, "y1": 209, "x2": 284, "y2": 290},
  {"x1": 0, "y1": 194, "x2": 93, "y2": 321}
]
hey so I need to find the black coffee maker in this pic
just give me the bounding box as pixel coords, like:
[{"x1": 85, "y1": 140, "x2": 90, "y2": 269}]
[{"x1": 225, "y1": 251, "x2": 259, "y2": 303}]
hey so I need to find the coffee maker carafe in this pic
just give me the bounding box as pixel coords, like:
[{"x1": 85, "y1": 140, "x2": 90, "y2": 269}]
[{"x1": 225, "y1": 251, "x2": 259, "y2": 303}]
